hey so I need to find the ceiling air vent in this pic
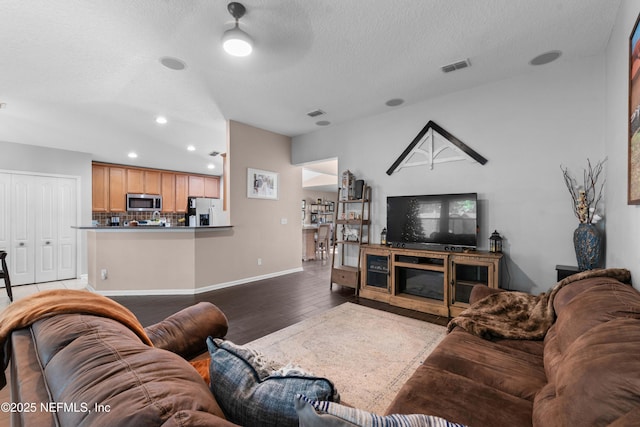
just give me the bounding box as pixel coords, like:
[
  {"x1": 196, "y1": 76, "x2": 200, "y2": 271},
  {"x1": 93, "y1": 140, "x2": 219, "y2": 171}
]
[
  {"x1": 306, "y1": 109, "x2": 326, "y2": 118},
  {"x1": 441, "y1": 59, "x2": 471, "y2": 73}
]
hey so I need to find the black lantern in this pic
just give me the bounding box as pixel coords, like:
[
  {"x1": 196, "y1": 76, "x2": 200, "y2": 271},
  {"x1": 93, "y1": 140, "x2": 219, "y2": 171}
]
[
  {"x1": 489, "y1": 230, "x2": 503, "y2": 253},
  {"x1": 380, "y1": 227, "x2": 387, "y2": 245}
]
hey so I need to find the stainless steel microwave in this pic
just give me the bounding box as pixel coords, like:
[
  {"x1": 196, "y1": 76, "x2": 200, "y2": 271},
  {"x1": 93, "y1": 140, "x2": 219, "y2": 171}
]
[{"x1": 126, "y1": 194, "x2": 162, "y2": 212}]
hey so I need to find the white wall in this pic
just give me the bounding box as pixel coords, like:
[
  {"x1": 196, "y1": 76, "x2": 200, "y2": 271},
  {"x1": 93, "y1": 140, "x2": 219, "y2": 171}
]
[
  {"x1": 293, "y1": 56, "x2": 606, "y2": 294},
  {"x1": 192, "y1": 121, "x2": 303, "y2": 289},
  {"x1": 605, "y1": 0, "x2": 640, "y2": 286}
]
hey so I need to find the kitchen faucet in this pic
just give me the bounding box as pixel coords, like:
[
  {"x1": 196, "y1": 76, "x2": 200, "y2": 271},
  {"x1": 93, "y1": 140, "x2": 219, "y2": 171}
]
[{"x1": 152, "y1": 211, "x2": 160, "y2": 220}]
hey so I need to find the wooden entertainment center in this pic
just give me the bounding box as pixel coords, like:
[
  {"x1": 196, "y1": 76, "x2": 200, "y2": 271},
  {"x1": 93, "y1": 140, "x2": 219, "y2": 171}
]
[{"x1": 359, "y1": 245, "x2": 502, "y2": 317}]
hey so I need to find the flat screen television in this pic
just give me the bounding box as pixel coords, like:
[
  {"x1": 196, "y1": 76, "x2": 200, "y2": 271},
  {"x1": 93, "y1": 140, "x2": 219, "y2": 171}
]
[{"x1": 386, "y1": 193, "x2": 478, "y2": 251}]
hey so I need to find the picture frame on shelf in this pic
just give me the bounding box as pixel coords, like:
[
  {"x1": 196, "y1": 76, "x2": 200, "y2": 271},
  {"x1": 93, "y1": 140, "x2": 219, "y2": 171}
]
[
  {"x1": 247, "y1": 168, "x2": 278, "y2": 200},
  {"x1": 629, "y1": 13, "x2": 640, "y2": 204}
]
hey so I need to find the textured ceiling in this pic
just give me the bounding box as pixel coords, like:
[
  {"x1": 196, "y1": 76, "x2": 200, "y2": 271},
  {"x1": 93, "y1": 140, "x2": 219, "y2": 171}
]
[{"x1": 0, "y1": 0, "x2": 621, "y2": 174}]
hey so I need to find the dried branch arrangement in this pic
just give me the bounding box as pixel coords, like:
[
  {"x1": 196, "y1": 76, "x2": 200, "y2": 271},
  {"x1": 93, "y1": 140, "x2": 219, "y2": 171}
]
[{"x1": 561, "y1": 158, "x2": 606, "y2": 224}]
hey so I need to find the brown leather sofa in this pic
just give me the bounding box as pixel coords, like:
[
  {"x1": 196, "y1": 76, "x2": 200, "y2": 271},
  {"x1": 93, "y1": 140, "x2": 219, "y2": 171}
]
[
  {"x1": 386, "y1": 275, "x2": 640, "y2": 426},
  {"x1": 8, "y1": 301, "x2": 239, "y2": 427}
]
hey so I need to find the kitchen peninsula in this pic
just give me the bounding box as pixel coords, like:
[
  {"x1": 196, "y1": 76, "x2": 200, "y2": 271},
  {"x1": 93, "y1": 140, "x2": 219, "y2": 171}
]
[{"x1": 76, "y1": 225, "x2": 233, "y2": 295}]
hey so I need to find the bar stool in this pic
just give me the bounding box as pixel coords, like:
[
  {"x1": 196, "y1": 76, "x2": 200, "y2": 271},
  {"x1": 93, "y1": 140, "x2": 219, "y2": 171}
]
[
  {"x1": 0, "y1": 251, "x2": 13, "y2": 302},
  {"x1": 315, "y1": 224, "x2": 331, "y2": 260}
]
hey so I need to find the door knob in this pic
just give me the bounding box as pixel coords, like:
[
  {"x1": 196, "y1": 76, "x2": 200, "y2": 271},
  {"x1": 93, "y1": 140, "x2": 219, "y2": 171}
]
[
  {"x1": 19, "y1": 242, "x2": 24, "y2": 246},
  {"x1": 46, "y1": 241, "x2": 51, "y2": 245}
]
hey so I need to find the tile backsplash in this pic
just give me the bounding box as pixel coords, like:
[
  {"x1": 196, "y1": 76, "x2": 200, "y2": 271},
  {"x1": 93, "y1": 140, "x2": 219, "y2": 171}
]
[{"x1": 92, "y1": 212, "x2": 187, "y2": 226}]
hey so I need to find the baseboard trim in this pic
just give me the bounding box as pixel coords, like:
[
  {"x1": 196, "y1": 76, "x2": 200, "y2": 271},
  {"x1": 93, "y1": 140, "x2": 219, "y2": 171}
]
[{"x1": 95, "y1": 267, "x2": 304, "y2": 297}]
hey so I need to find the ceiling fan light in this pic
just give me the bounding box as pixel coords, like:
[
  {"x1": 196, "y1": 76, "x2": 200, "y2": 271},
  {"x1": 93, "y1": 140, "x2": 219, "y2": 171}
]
[{"x1": 222, "y1": 25, "x2": 253, "y2": 57}]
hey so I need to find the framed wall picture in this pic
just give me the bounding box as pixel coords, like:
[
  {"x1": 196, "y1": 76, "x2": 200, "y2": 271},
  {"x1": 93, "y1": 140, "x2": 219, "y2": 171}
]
[
  {"x1": 247, "y1": 168, "x2": 278, "y2": 200},
  {"x1": 629, "y1": 13, "x2": 640, "y2": 204}
]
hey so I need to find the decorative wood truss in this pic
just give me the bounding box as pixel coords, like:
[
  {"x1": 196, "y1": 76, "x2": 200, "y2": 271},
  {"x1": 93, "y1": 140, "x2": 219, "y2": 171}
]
[{"x1": 386, "y1": 121, "x2": 487, "y2": 175}]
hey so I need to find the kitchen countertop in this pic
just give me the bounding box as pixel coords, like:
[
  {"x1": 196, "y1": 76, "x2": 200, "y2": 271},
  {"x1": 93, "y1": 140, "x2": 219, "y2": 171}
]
[{"x1": 73, "y1": 225, "x2": 232, "y2": 232}]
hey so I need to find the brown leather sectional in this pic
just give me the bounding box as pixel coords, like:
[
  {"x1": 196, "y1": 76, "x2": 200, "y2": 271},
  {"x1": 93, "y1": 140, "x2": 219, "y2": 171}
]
[{"x1": 6, "y1": 275, "x2": 640, "y2": 426}]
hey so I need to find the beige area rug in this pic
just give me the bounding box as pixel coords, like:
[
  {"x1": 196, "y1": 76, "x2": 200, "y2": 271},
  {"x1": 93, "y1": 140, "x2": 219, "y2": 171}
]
[{"x1": 247, "y1": 302, "x2": 446, "y2": 415}]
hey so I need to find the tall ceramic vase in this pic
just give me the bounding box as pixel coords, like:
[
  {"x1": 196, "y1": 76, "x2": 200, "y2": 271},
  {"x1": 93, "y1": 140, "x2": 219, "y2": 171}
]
[{"x1": 573, "y1": 223, "x2": 602, "y2": 271}]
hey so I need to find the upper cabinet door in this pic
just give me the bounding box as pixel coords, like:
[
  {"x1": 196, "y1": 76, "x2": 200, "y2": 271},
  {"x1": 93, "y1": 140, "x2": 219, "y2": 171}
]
[
  {"x1": 188, "y1": 176, "x2": 205, "y2": 197},
  {"x1": 109, "y1": 167, "x2": 127, "y2": 212},
  {"x1": 126, "y1": 169, "x2": 145, "y2": 194},
  {"x1": 161, "y1": 173, "x2": 176, "y2": 213},
  {"x1": 92, "y1": 165, "x2": 109, "y2": 212},
  {"x1": 175, "y1": 174, "x2": 188, "y2": 213},
  {"x1": 204, "y1": 177, "x2": 220, "y2": 198},
  {"x1": 144, "y1": 171, "x2": 161, "y2": 195},
  {"x1": 126, "y1": 168, "x2": 161, "y2": 195}
]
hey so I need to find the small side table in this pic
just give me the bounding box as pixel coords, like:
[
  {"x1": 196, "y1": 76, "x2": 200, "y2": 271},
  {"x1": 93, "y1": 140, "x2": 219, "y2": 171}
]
[{"x1": 555, "y1": 265, "x2": 580, "y2": 281}]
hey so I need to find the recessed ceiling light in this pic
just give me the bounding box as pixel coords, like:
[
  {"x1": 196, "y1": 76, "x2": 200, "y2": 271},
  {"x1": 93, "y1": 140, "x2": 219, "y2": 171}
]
[
  {"x1": 530, "y1": 50, "x2": 562, "y2": 66},
  {"x1": 159, "y1": 56, "x2": 187, "y2": 71},
  {"x1": 155, "y1": 116, "x2": 168, "y2": 125},
  {"x1": 128, "y1": 152, "x2": 138, "y2": 159},
  {"x1": 385, "y1": 98, "x2": 404, "y2": 107},
  {"x1": 207, "y1": 164, "x2": 215, "y2": 170},
  {"x1": 316, "y1": 120, "x2": 331, "y2": 126},
  {"x1": 187, "y1": 145, "x2": 196, "y2": 151}
]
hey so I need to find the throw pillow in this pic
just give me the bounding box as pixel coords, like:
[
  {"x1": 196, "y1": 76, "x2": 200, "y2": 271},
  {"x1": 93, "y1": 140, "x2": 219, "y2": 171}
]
[
  {"x1": 294, "y1": 394, "x2": 469, "y2": 427},
  {"x1": 207, "y1": 337, "x2": 338, "y2": 427}
]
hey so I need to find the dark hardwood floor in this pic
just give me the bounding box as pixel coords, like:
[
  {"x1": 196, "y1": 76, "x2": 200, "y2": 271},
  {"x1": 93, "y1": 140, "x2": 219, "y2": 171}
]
[{"x1": 112, "y1": 258, "x2": 448, "y2": 345}]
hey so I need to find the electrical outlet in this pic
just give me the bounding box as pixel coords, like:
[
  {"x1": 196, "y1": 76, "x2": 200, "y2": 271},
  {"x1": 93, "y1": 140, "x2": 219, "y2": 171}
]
[
  {"x1": 280, "y1": 218, "x2": 288, "y2": 225},
  {"x1": 257, "y1": 258, "x2": 262, "y2": 266},
  {"x1": 101, "y1": 269, "x2": 108, "y2": 280}
]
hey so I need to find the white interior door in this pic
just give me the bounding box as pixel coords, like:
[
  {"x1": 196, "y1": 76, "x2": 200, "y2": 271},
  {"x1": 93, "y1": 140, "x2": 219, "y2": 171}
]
[
  {"x1": 7, "y1": 173, "x2": 78, "y2": 286},
  {"x1": 11, "y1": 174, "x2": 35, "y2": 285},
  {"x1": 0, "y1": 173, "x2": 9, "y2": 252},
  {"x1": 56, "y1": 178, "x2": 77, "y2": 280},
  {"x1": 35, "y1": 176, "x2": 58, "y2": 283}
]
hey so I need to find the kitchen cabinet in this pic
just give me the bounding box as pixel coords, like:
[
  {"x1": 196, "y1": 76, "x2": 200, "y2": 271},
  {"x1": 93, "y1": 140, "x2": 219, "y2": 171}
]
[
  {"x1": 175, "y1": 174, "x2": 189, "y2": 213},
  {"x1": 188, "y1": 176, "x2": 205, "y2": 197},
  {"x1": 145, "y1": 171, "x2": 162, "y2": 194},
  {"x1": 109, "y1": 167, "x2": 127, "y2": 212},
  {"x1": 161, "y1": 173, "x2": 176, "y2": 213},
  {"x1": 92, "y1": 164, "x2": 109, "y2": 212},
  {"x1": 127, "y1": 169, "x2": 161, "y2": 195},
  {"x1": 188, "y1": 175, "x2": 220, "y2": 198},
  {"x1": 126, "y1": 169, "x2": 144, "y2": 194},
  {"x1": 92, "y1": 163, "x2": 220, "y2": 213},
  {"x1": 204, "y1": 177, "x2": 220, "y2": 198}
]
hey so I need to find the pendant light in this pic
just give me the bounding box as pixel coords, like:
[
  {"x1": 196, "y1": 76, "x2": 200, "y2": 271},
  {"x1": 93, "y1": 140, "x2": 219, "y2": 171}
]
[{"x1": 222, "y1": 2, "x2": 253, "y2": 57}]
